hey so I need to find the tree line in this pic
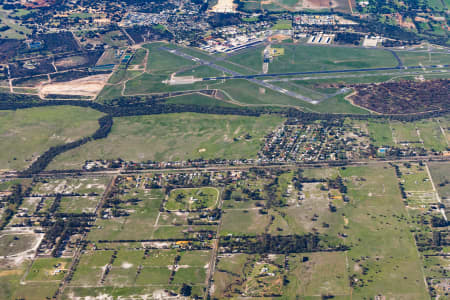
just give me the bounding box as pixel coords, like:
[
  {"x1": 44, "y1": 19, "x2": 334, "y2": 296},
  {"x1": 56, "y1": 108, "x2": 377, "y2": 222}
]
[{"x1": 19, "y1": 115, "x2": 113, "y2": 176}]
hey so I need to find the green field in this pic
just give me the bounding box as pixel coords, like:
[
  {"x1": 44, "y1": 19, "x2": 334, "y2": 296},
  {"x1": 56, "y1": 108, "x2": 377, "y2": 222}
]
[
  {"x1": 390, "y1": 120, "x2": 421, "y2": 143},
  {"x1": 226, "y1": 44, "x2": 398, "y2": 73},
  {"x1": 0, "y1": 234, "x2": 37, "y2": 256},
  {"x1": 87, "y1": 189, "x2": 163, "y2": 241},
  {"x1": 368, "y1": 120, "x2": 395, "y2": 147},
  {"x1": 415, "y1": 119, "x2": 448, "y2": 151},
  {"x1": 218, "y1": 79, "x2": 369, "y2": 113},
  {"x1": 164, "y1": 93, "x2": 240, "y2": 108},
  {"x1": 221, "y1": 209, "x2": 271, "y2": 235},
  {"x1": 338, "y1": 165, "x2": 429, "y2": 299},
  {"x1": 0, "y1": 8, "x2": 31, "y2": 39},
  {"x1": 0, "y1": 106, "x2": 103, "y2": 170},
  {"x1": 166, "y1": 187, "x2": 219, "y2": 211},
  {"x1": 396, "y1": 50, "x2": 450, "y2": 66},
  {"x1": 98, "y1": 42, "x2": 376, "y2": 113},
  {"x1": 283, "y1": 252, "x2": 350, "y2": 297},
  {"x1": 176, "y1": 65, "x2": 227, "y2": 78},
  {"x1": 26, "y1": 257, "x2": 72, "y2": 282},
  {"x1": 428, "y1": 161, "x2": 450, "y2": 200},
  {"x1": 144, "y1": 43, "x2": 197, "y2": 74},
  {"x1": 58, "y1": 196, "x2": 100, "y2": 214},
  {"x1": 48, "y1": 113, "x2": 284, "y2": 170}
]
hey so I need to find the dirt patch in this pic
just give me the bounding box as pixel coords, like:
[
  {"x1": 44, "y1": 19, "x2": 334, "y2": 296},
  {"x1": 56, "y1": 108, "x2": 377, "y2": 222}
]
[
  {"x1": 211, "y1": 0, "x2": 237, "y2": 12},
  {"x1": 54, "y1": 56, "x2": 88, "y2": 68},
  {"x1": 0, "y1": 269, "x2": 22, "y2": 277},
  {"x1": 303, "y1": 0, "x2": 337, "y2": 9},
  {"x1": 40, "y1": 74, "x2": 109, "y2": 97},
  {"x1": 268, "y1": 34, "x2": 290, "y2": 42},
  {"x1": 121, "y1": 262, "x2": 133, "y2": 269}
]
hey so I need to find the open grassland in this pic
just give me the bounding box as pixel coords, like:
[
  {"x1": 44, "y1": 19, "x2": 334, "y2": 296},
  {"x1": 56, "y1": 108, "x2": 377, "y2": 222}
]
[
  {"x1": 395, "y1": 50, "x2": 450, "y2": 66},
  {"x1": 390, "y1": 120, "x2": 421, "y2": 143},
  {"x1": 368, "y1": 120, "x2": 395, "y2": 147},
  {"x1": 226, "y1": 44, "x2": 398, "y2": 73},
  {"x1": 87, "y1": 189, "x2": 163, "y2": 241},
  {"x1": 415, "y1": 119, "x2": 448, "y2": 151},
  {"x1": 70, "y1": 250, "x2": 115, "y2": 285},
  {"x1": 221, "y1": 209, "x2": 271, "y2": 235},
  {"x1": 0, "y1": 106, "x2": 103, "y2": 171},
  {"x1": 164, "y1": 93, "x2": 240, "y2": 108},
  {"x1": 397, "y1": 162, "x2": 437, "y2": 206},
  {"x1": 283, "y1": 252, "x2": 350, "y2": 298},
  {"x1": 98, "y1": 42, "x2": 374, "y2": 113},
  {"x1": 218, "y1": 79, "x2": 369, "y2": 114},
  {"x1": 26, "y1": 257, "x2": 72, "y2": 282},
  {"x1": 144, "y1": 43, "x2": 197, "y2": 75},
  {"x1": 67, "y1": 249, "x2": 209, "y2": 297},
  {"x1": 261, "y1": 165, "x2": 432, "y2": 298},
  {"x1": 48, "y1": 113, "x2": 284, "y2": 170},
  {"x1": 0, "y1": 234, "x2": 37, "y2": 256},
  {"x1": 166, "y1": 187, "x2": 219, "y2": 211},
  {"x1": 176, "y1": 65, "x2": 227, "y2": 78},
  {"x1": 338, "y1": 165, "x2": 429, "y2": 299},
  {"x1": 226, "y1": 46, "x2": 264, "y2": 72},
  {"x1": 428, "y1": 161, "x2": 450, "y2": 200},
  {"x1": 58, "y1": 196, "x2": 100, "y2": 214},
  {"x1": 0, "y1": 8, "x2": 31, "y2": 39}
]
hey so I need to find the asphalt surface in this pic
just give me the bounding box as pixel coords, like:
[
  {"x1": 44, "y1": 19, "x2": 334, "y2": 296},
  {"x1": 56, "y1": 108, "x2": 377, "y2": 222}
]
[{"x1": 202, "y1": 64, "x2": 450, "y2": 81}]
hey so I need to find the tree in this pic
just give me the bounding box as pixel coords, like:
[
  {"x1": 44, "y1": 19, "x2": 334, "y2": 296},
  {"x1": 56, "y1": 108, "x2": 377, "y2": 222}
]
[{"x1": 180, "y1": 283, "x2": 192, "y2": 296}]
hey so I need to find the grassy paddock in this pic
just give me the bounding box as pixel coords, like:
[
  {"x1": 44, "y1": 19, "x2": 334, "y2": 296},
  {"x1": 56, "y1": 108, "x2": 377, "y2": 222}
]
[
  {"x1": 0, "y1": 106, "x2": 103, "y2": 171},
  {"x1": 48, "y1": 113, "x2": 284, "y2": 170}
]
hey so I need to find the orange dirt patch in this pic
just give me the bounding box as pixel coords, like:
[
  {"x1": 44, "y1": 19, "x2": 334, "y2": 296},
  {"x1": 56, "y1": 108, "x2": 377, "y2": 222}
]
[{"x1": 268, "y1": 34, "x2": 290, "y2": 42}]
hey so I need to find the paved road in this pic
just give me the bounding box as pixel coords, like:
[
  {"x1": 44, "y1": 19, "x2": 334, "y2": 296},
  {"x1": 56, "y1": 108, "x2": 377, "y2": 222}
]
[
  {"x1": 3, "y1": 156, "x2": 449, "y2": 180},
  {"x1": 264, "y1": 69, "x2": 450, "y2": 82},
  {"x1": 202, "y1": 64, "x2": 450, "y2": 81}
]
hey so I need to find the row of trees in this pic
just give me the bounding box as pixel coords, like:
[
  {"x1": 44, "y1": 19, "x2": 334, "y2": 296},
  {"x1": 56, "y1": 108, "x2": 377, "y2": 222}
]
[
  {"x1": 0, "y1": 184, "x2": 25, "y2": 229},
  {"x1": 220, "y1": 234, "x2": 349, "y2": 254},
  {"x1": 20, "y1": 115, "x2": 112, "y2": 176}
]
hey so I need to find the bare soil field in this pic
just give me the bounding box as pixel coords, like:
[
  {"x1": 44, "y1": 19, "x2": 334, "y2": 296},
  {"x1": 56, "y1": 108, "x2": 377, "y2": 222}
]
[
  {"x1": 40, "y1": 74, "x2": 110, "y2": 97},
  {"x1": 211, "y1": 0, "x2": 237, "y2": 12},
  {"x1": 54, "y1": 56, "x2": 88, "y2": 69}
]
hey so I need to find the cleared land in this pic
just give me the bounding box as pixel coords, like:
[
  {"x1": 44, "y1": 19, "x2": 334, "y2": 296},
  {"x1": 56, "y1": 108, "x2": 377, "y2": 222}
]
[
  {"x1": 40, "y1": 74, "x2": 109, "y2": 98},
  {"x1": 0, "y1": 106, "x2": 103, "y2": 171},
  {"x1": 47, "y1": 113, "x2": 284, "y2": 170},
  {"x1": 428, "y1": 161, "x2": 450, "y2": 200}
]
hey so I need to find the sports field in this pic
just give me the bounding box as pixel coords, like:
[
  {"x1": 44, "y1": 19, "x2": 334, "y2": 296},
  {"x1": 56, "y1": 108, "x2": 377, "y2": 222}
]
[{"x1": 0, "y1": 106, "x2": 103, "y2": 170}]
